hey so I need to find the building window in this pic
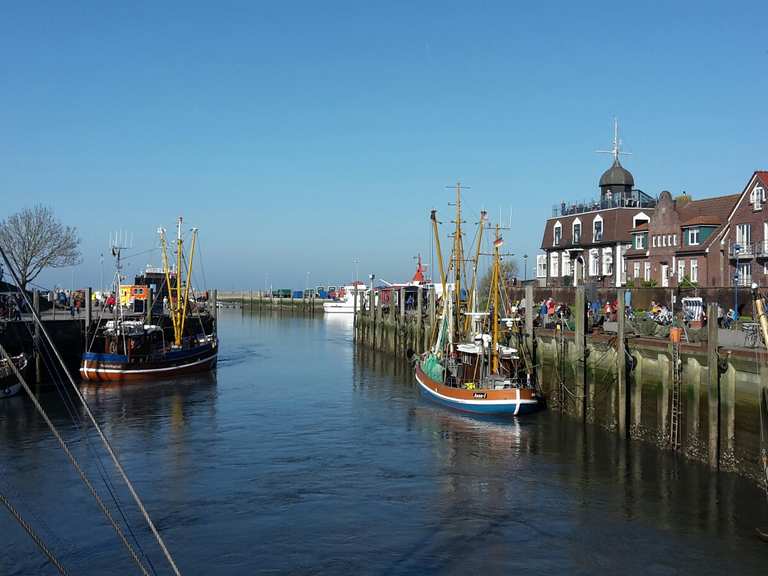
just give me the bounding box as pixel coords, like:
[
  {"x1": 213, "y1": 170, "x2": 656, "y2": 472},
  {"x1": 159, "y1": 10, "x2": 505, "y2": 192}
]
[
  {"x1": 652, "y1": 236, "x2": 657, "y2": 248},
  {"x1": 589, "y1": 249, "x2": 599, "y2": 276},
  {"x1": 550, "y1": 252, "x2": 559, "y2": 277},
  {"x1": 593, "y1": 217, "x2": 603, "y2": 242},
  {"x1": 736, "y1": 223, "x2": 752, "y2": 248},
  {"x1": 536, "y1": 255, "x2": 547, "y2": 278},
  {"x1": 688, "y1": 228, "x2": 700, "y2": 245},
  {"x1": 736, "y1": 262, "x2": 751, "y2": 286},
  {"x1": 573, "y1": 220, "x2": 582, "y2": 244},
  {"x1": 644, "y1": 262, "x2": 651, "y2": 282},
  {"x1": 751, "y1": 185, "x2": 765, "y2": 211},
  {"x1": 690, "y1": 259, "x2": 698, "y2": 283},
  {"x1": 677, "y1": 259, "x2": 685, "y2": 282},
  {"x1": 562, "y1": 251, "x2": 571, "y2": 276},
  {"x1": 634, "y1": 234, "x2": 646, "y2": 250},
  {"x1": 602, "y1": 248, "x2": 613, "y2": 276},
  {"x1": 662, "y1": 235, "x2": 667, "y2": 247},
  {"x1": 633, "y1": 262, "x2": 640, "y2": 278},
  {"x1": 673, "y1": 235, "x2": 677, "y2": 246},
  {"x1": 553, "y1": 222, "x2": 562, "y2": 246}
]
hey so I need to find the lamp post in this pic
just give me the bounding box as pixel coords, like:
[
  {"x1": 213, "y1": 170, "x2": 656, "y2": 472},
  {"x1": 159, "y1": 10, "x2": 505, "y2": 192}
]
[
  {"x1": 523, "y1": 254, "x2": 528, "y2": 282},
  {"x1": 734, "y1": 243, "x2": 741, "y2": 319}
]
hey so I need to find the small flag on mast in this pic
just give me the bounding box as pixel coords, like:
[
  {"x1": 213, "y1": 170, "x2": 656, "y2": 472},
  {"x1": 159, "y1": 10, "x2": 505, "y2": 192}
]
[{"x1": 494, "y1": 237, "x2": 504, "y2": 248}]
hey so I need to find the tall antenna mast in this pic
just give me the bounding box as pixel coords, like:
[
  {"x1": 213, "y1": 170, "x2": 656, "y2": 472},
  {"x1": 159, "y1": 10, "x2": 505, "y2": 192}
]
[
  {"x1": 448, "y1": 181, "x2": 469, "y2": 343},
  {"x1": 595, "y1": 117, "x2": 632, "y2": 164}
]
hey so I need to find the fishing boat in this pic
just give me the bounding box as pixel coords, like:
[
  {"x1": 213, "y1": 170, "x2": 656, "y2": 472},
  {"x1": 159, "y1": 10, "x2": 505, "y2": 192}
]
[
  {"x1": 80, "y1": 217, "x2": 218, "y2": 382},
  {"x1": 414, "y1": 183, "x2": 544, "y2": 416},
  {"x1": 322, "y1": 283, "x2": 367, "y2": 314},
  {"x1": 0, "y1": 353, "x2": 27, "y2": 398}
]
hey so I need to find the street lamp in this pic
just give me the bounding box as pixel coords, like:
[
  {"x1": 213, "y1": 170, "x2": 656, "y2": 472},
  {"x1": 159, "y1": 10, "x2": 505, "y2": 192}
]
[{"x1": 523, "y1": 254, "x2": 528, "y2": 282}]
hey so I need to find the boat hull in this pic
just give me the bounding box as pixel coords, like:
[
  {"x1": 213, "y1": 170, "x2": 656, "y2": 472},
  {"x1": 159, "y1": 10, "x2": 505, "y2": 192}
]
[
  {"x1": 0, "y1": 381, "x2": 21, "y2": 399},
  {"x1": 80, "y1": 343, "x2": 218, "y2": 382},
  {"x1": 415, "y1": 363, "x2": 543, "y2": 416}
]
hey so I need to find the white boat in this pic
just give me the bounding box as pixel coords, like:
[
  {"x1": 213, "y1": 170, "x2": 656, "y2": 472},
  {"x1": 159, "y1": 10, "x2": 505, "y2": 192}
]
[{"x1": 322, "y1": 284, "x2": 367, "y2": 314}]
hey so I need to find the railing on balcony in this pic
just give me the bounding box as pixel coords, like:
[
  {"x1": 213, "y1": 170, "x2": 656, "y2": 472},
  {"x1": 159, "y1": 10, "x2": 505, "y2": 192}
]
[
  {"x1": 552, "y1": 189, "x2": 657, "y2": 217},
  {"x1": 728, "y1": 242, "x2": 766, "y2": 258}
]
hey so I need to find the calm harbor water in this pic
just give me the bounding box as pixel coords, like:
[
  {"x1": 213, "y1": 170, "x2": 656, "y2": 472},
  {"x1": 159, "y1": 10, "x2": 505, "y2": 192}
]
[{"x1": 2, "y1": 310, "x2": 768, "y2": 575}]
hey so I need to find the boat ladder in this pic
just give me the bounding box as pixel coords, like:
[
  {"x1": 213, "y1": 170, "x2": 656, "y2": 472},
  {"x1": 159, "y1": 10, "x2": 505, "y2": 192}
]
[{"x1": 670, "y1": 341, "x2": 683, "y2": 451}]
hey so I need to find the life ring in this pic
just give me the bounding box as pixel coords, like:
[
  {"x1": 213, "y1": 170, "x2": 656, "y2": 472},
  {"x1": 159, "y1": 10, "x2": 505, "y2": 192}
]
[{"x1": 109, "y1": 341, "x2": 117, "y2": 354}]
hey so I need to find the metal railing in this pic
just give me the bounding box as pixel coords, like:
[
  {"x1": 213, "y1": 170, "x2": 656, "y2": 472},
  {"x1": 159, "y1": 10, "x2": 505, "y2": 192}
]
[{"x1": 729, "y1": 241, "x2": 768, "y2": 258}]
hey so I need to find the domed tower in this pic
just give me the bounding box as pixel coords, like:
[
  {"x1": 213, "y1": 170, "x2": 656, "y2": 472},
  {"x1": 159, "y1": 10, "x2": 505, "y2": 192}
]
[
  {"x1": 599, "y1": 159, "x2": 634, "y2": 204},
  {"x1": 597, "y1": 118, "x2": 635, "y2": 206}
]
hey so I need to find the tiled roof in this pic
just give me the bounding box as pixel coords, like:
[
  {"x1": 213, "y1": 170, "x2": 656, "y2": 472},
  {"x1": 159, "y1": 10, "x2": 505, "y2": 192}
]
[
  {"x1": 540, "y1": 208, "x2": 650, "y2": 250},
  {"x1": 680, "y1": 215, "x2": 722, "y2": 227}
]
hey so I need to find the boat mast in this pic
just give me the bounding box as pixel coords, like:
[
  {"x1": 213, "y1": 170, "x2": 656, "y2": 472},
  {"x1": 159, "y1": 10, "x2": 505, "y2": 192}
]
[
  {"x1": 491, "y1": 223, "x2": 502, "y2": 374},
  {"x1": 430, "y1": 210, "x2": 447, "y2": 290},
  {"x1": 464, "y1": 210, "x2": 487, "y2": 335},
  {"x1": 450, "y1": 181, "x2": 466, "y2": 343},
  {"x1": 159, "y1": 217, "x2": 195, "y2": 347}
]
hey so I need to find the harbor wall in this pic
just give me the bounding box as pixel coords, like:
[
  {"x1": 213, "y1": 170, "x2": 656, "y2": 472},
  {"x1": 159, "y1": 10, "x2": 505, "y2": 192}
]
[{"x1": 352, "y1": 285, "x2": 768, "y2": 484}]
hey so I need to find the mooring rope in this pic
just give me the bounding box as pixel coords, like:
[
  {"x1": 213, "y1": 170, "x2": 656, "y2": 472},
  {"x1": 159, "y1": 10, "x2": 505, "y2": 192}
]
[
  {"x1": 0, "y1": 245, "x2": 182, "y2": 576},
  {"x1": 0, "y1": 345, "x2": 151, "y2": 576},
  {"x1": 0, "y1": 490, "x2": 69, "y2": 576}
]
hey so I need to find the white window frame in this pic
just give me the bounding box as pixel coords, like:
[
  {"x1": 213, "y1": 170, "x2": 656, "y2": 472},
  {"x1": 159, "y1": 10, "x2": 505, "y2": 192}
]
[
  {"x1": 589, "y1": 249, "x2": 599, "y2": 277},
  {"x1": 644, "y1": 262, "x2": 651, "y2": 282},
  {"x1": 550, "y1": 252, "x2": 560, "y2": 277},
  {"x1": 553, "y1": 221, "x2": 562, "y2": 246},
  {"x1": 690, "y1": 259, "x2": 698, "y2": 283},
  {"x1": 633, "y1": 262, "x2": 640, "y2": 279},
  {"x1": 561, "y1": 251, "x2": 571, "y2": 277},
  {"x1": 736, "y1": 223, "x2": 751, "y2": 247},
  {"x1": 572, "y1": 218, "x2": 582, "y2": 245},
  {"x1": 536, "y1": 254, "x2": 547, "y2": 278},
  {"x1": 751, "y1": 185, "x2": 765, "y2": 211},
  {"x1": 602, "y1": 248, "x2": 613, "y2": 276},
  {"x1": 688, "y1": 228, "x2": 700, "y2": 246},
  {"x1": 592, "y1": 215, "x2": 603, "y2": 242},
  {"x1": 677, "y1": 259, "x2": 685, "y2": 282}
]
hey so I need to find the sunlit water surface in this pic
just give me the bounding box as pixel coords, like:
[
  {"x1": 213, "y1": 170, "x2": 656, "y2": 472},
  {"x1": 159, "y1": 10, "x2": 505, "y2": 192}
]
[{"x1": 2, "y1": 310, "x2": 768, "y2": 575}]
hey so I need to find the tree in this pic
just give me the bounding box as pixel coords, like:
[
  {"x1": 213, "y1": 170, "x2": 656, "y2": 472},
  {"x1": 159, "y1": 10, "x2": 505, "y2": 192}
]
[
  {"x1": 0, "y1": 205, "x2": 81, "y2": 291},
  {"x1": 476, "y1": 259, "x2": 519, "y2": 308}
]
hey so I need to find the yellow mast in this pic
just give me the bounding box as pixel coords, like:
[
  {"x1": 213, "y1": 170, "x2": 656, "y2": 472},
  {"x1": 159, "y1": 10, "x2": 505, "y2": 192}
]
[
  {"x1": 178, "y1": 228, "x2": 198, "y2": 344},
  {"x1": 753, "y1": 285, "x2": 768, "y2": 346},
  {"x1": 175, "y1": 217, "x2": 183, "y2": 345},
  {"x1": 452, "y1": 182, "x2": 464, "y2": 342},
  {"x1": 464, "y1": 210, "x2": 487, "y2": 334},
  {"x1": 430, "y1": 210, "x2": 447, "y2": 290},
  {"x1": 491, "y1": 224, "x2": 501, "y2": 374},
  {"x1": 158, "y1": 217, "x2": 197, "y2": 347}
]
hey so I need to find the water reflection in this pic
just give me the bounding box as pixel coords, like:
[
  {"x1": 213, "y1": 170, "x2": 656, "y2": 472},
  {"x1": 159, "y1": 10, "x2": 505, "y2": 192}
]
[{"x1": 1, "y1": 313, "x2": 768, "y2": 575}]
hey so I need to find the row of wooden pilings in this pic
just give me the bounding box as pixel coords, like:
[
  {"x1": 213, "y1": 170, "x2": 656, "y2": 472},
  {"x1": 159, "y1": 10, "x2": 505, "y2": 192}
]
[{"x1": 354, "y1": 283, "x2": 767, "y2": 474}]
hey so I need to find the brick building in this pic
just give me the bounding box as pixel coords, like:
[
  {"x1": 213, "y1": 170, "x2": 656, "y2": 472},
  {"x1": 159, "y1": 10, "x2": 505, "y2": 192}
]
[
  {"x1": 624, "y1": 191, "x2": 739, "y2": 287},
  {"x1": 537, "y1": 156, "x2": 656, "y2": 287},
  {"x1": 723, "y1": 171, "x2": 768, "y2": 287}
]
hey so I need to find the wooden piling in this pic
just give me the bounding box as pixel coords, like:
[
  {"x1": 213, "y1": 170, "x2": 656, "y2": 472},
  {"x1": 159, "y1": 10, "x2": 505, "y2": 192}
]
[
  {"x1": 416, "y1": 287, "x2": 423, "y2": 353},
  {"x1": 574, "y1": 286, "x2": 586, "y2": 420},
  {"x1": 707, "y1": 302, "x2": 720, "y2": 468},
  {"x1": 617, "y1": 289, "x2": 627, "y2": 438}
]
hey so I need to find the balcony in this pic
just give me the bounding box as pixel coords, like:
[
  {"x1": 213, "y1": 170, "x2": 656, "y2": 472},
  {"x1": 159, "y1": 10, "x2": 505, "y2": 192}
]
[
  {"x1": 729, "y1": 242, "x2": 757, "y2": 259},
  {"x1": 553, "y1": 190, "x2": 657, "y2": 217},
  {"x1": 759, "y1": 241, "x2": 768, "y2": 258}
]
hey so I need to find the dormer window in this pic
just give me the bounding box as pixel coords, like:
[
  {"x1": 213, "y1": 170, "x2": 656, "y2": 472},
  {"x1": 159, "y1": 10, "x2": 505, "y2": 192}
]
[
  {"x1": 553, "y1": 222, "x2": 562, "y2": 246},
  {"x1": 751, "y1": 185, "x2": 765, "y2": 211},
  {"x1": 573, "y1": 219, "x2": 582, "y2": 244},
  {"x1": 688, "y1": 228, "x2": 700, "y2": 245},
  {"x1": 593, "y1": 215, "x2": 603, "y2": 242}
]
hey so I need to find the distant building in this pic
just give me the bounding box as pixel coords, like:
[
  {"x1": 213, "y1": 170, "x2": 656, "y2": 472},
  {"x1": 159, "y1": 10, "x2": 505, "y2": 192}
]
[{"x1": 538, "y1": 124, "x2": 656, "y2": 288}]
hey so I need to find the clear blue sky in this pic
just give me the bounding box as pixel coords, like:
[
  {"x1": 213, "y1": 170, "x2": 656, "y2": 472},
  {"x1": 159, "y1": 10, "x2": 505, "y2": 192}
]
[{"x1": 1, "y1": 1, "x2": 766, "y2": 291}]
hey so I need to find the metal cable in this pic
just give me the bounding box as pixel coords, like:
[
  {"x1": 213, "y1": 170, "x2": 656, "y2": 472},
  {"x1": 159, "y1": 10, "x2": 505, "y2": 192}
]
[
  {"x1": 0, "y1": 244, "x2": 182, "y2": 576},
  {"x1": 1, "y1": 490, "x2": 69, "y2": 575},
  {"x1": 0, "y1": 345, "x2": 150, "y2": 576}
]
